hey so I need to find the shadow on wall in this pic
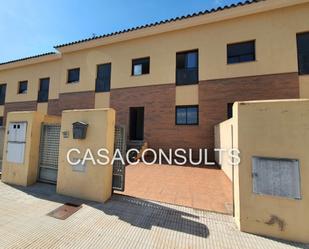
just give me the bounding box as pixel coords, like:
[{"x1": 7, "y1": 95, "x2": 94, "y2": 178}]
[{"x1": 8, "y1": 182, "x2": 209, "y2": 238}]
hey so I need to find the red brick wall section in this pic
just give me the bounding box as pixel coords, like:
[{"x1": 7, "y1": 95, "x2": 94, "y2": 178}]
[
  {"x1": 111, "y1": 72, "x2": 299, "y2": 159},
  {"x1": 199, "y1": 72, "x2": 299, "y2": 155},
  {"x1": 4, "y1": 101, "x2": 37, "y2": 124},
  {"x1": 111, "y1": 84, "x2": 188, "y2": 151},
  {"x1": 47, "y1": 91, "x2": 95, "y2": 116},
  {"x1": 2, "y1": 73, "x2": 299, "y2": 160}
]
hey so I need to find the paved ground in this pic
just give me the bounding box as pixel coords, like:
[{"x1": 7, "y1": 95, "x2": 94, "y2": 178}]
[
  {"x1": 116, "y1": 163, "x2": 232, "y2": 214},
  {"x1": 0, "y1": 182, "x2": 308, "y2": 249}
]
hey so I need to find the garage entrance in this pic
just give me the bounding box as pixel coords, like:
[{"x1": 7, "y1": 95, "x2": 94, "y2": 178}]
[{"x1": 38, "y1": 124, "x2": 61, "y2": 184}]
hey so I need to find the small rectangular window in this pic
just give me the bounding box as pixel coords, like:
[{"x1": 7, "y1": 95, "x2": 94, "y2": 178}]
[
  {"x1": 297, "y1": 32, "x2": 309, "y2": 75},
  {"x1": 0, "y1": 117, "x2": 3, "y2": 126},
  {"x1": 132, "y1": 57, "x2": 150, "y2": 76},
  {"x1": 176, "y1": 105, "x2": 198, "y2": 125},
  {"x1": 96, "y1": 63, "x2": 111, "y2": 92},
  {"x1": 18, "y1": 81, "x2": 28, "y2": 94},
  {"x1": 67, "y1": 68, "x2": 80, "y2": 83},
  {"x1": 227, "y1": 41, "x2": 255, "y2": 64},
  {"x1": 0, "y1": 84, "x2": 6, "y2": 105},
  {"x1": 176, "y1": 50, "x2": 198, "y2": 85},
  {"x1": 38, "y1": 78, "x2": 49, "y2": 103}
]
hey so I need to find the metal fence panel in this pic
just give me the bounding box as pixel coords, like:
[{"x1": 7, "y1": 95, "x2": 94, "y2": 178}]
[
  {"x1": 112, "y1": 125, "x2": 126, "y2": 191},
  {"x1": 38, "y1": 124, "x2": 61, "y2": 183}
]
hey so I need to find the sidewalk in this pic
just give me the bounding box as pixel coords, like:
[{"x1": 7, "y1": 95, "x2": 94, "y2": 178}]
[{"x1": 0, "y1": 182, "x2": 307, "y2": 249}]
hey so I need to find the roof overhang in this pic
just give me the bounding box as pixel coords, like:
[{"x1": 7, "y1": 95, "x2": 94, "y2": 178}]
[
  {"x1": 0, "y1": 53, "x2": 61, "y2": 71},
  {"x1": 56, "y1": 0, "x2": 309, "y2": 53}
]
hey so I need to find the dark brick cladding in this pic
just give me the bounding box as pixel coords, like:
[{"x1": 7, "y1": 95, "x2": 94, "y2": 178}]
[
  {"x1": 47, "y1": 91, "x2": 95, "y2": 116},
  {"x1": 110, "y1": 72, "x2": 299, "y2": 159},
  {"x1": 2, "y1": 72, "x2": 299, "y2": 161}
]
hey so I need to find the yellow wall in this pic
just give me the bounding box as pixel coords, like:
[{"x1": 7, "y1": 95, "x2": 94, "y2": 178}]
[
  {"x1": 232, "y1": 99, "x2": 309, "y2": 243},
  {"x1": 1, "y1": 111, "x2": 44, "y2": 186},
  {"x1": 58, "y1": 2, "x2": 308, "y2": 91},
  {"x1": 214, "y1": 118, "x2": 234, "y2": 180},
  {"x1": 299, "y1": 75, "x2": 309, "y2": 98},
  {"x1": 0, "y1": 106, "x2": 4, "y2": 117},
  {"x1": 0, "y1": 2, "x2": 308, "y2": 101},
  {"x1": 175, "y1": 85, "x2": 198, "y2": 105},
  {"x1": 56, "y1": 108, "x2": 115, "y2": 202},
  {"x1": 60, "y1": 2, "x2": 309, "y2": 90},
  {"x1": 37, "y1": 103, "x2": 48, "y2": 115},
  {"x1": 0, "y1": 59, "x2": 61, "y2": 103},
  {"x1": 43, "y1": 114, "x2": 62, "y2": 124},
  {"x1": 95, "y1": 92, "x2": 110, "y2": 108}
]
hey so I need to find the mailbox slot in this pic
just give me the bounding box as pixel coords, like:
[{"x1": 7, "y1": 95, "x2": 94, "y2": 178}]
[{"x1": 72, "y1": 122, "x2": 88, "y2": 139}]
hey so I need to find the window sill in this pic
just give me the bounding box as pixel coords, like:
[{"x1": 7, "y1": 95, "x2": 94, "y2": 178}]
[
  {"x1": 227, "y1": 60, "x2": 257, "y2": 65},
  {"x1": 176, "y1": 82, "x2": 199, "y2": 86},
  {"x1": 299, "y1": 73, "x2": 309, "y2": 76},
  {"x1": 131, "y1": 74, "x2": 150, "y2": 77},
  {"x1": 175, "y1": 123, "x2": 199, "y2": 126},
  {"x1": 95, "y1": 89, "x2": 110, "y2": 93},
  {"x1": 67, "y1": 81, "x2": 80, "y2": 84}
]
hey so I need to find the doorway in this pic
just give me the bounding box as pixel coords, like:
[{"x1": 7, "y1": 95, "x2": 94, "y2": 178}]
[{"x1": 129, "y1": 107, "x2": 144, "y2": 140}]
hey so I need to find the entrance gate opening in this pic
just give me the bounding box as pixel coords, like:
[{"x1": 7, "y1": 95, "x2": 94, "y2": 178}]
[{"x1": 38, "y1": 123, "x2": 61, "y2": 184}]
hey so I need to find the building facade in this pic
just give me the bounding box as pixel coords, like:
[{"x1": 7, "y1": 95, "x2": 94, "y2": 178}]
[{"x1": 0, "y1": 0, "x2": 309, "y2": 158}]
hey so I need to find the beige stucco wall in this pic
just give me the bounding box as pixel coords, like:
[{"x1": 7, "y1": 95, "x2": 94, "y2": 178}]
[
  {"x1": 0, "y1": 2, "x2": 308, "y2": 101},
  {"x1": 214, "y1": 118, "x2": 234, "y2": 180},
  {"x1": 175, "y1": 85, "x2": 198, "y2": 105},
  {"x1": 58, "y1": 2, "x2": 308, "y2": 92},
  {"x1": 95, "y1": 92, "x2": 110, "y2": 108},
  {"x1": 0, "y1": 106, "x2": 4, "y2": 116},
  {"x1": 299, "y1": 75, "x2": 309, "y2": 98},
  {"x1": 56, "y1": 108, "x2": 115, "y2": 202},
  {"x1": 1, "y1": 111, "x2": 44, "y2": 186},
  {"x1": 0, "y1": 59, "x2": 61, "y2": 103},
  {"x1": 37, "y1": 103, "x2": 48, "y2": 115},
  {"x1": 233, "y1": 99, "x2": 309, "y2": 243},
  {"x1": 43, "y1": 114, "x2": 62, "y2": 124}
]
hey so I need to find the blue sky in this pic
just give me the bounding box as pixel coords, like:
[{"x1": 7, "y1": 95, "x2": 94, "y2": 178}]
[{"x1": 0, "y1": 0, "x2": 241, "y2": 63}]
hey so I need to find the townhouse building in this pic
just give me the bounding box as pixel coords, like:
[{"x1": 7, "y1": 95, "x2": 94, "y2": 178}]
[{"x1": 0, "y1": 0, "x2": 308, "y2": 158}]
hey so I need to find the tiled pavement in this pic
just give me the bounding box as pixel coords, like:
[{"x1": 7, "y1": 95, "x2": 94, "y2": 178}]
[
  {"x1": 0, "y1": 181, "x2": 308, "y2": 249},
  {"x1": 116, "y1": 163, "x2": 233, "y2": 214}
]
